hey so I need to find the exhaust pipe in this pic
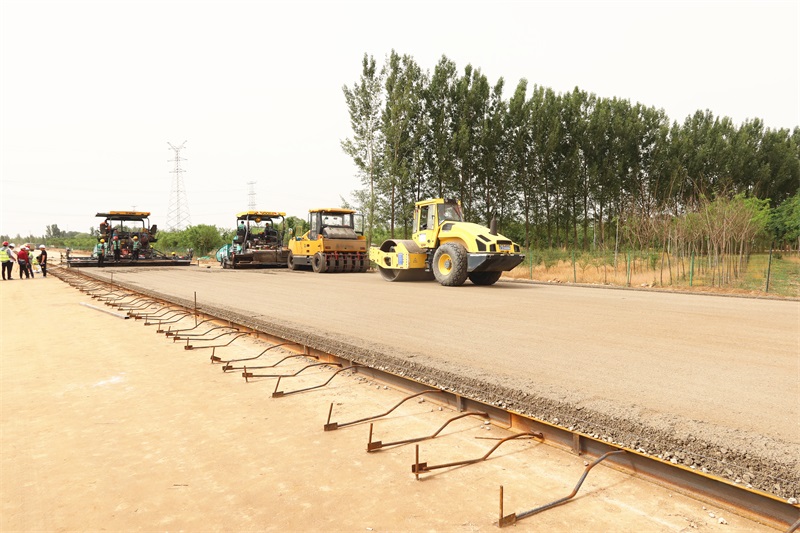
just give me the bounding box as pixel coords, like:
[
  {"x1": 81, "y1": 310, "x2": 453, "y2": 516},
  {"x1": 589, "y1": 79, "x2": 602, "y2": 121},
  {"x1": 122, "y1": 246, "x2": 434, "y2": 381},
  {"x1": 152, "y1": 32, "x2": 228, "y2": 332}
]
[{"x1": 489, "y1": 215, "x2": 497, "y2": 236}]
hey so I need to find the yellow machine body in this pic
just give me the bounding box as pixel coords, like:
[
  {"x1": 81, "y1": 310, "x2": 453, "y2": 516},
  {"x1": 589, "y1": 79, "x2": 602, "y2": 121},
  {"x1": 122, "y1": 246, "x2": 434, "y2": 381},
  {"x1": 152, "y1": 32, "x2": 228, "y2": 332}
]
[
  {"x1": 369, "y1": 198, "x2": 525, "y2": 286},
  {"x1": 287, "y1": 208, "x2": 368, "y2": 273}
]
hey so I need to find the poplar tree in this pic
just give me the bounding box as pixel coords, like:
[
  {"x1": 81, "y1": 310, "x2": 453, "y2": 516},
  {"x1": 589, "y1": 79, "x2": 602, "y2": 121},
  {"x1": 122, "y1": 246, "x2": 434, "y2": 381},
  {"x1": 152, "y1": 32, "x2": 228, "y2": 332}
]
[{"x1": 341, "y1": 53, "x2": 385, "y2": 246}]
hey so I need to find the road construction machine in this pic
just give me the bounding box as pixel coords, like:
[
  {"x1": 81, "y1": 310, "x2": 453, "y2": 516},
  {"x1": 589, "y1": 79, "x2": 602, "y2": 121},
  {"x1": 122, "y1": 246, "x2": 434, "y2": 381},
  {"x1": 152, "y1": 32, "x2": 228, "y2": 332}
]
[
  {"x1": 66, "y1": 211, "x2": 193, "y2": 267},
  {"x1": 369, "y1": 198, "x2": 525, "y2": 286},
  {"x1": 219, "y1": 211, "x2": 290, "y2": 269},
  {"x1": 287, "y1": 208, "x2": 368, "y2": 272}
]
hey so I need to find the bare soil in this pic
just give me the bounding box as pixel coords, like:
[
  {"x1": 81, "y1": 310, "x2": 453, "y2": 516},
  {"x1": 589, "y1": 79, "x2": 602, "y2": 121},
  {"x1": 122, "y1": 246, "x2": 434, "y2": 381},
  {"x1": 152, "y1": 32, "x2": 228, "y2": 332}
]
[
  {"x1": 63, "y1": 263, "x2": 800, "y2": 502},
  {"x1": 1, "y1": 275, "x2": 777, "y2": 531}
]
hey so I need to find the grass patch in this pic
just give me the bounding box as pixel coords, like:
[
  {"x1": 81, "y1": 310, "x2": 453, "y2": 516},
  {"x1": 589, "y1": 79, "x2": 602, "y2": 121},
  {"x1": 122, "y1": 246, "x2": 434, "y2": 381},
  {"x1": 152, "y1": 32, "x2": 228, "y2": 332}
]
[{"x1": 506, "y1": 250, "x2": 800, "y2": 298}]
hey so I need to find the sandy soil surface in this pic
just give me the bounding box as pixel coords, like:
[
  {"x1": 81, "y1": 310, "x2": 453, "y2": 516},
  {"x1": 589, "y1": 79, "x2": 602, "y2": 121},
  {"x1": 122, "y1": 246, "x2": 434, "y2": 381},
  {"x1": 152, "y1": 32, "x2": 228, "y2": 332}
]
[
  {"x1": 2, "y1": 274, "x2": 778, "y2": 532},
  {"x1": 56, "y1": 265, "x2": 799, "y2": 500}
]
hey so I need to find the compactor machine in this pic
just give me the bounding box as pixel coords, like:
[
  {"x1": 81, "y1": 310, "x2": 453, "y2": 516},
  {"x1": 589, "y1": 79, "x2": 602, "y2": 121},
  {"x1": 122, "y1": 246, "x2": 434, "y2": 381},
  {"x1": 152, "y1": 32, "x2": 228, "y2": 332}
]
[
  {"x1": 369, "y1": 198, "x2": 524, "y2": 286},
  {"x1": 66, "y1": 211, "x2": 193, "y2": 267},
  {"x1": 287, "y1": 208, "x2": 368, "y2": 272},
  {"x1": 219, "y1": 211, "x2": 290, "y2": 269}
]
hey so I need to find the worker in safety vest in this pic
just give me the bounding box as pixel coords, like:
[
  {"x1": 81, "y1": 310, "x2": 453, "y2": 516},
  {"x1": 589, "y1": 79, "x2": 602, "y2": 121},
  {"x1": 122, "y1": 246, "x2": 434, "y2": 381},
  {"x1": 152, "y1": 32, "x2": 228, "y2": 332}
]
[
  {"x1": 1, "y1": 241, "x2": 13, "y2": 280},
  {"x1": 112, "y1": 235, "x2": 121, "y2": 262},
  {"x1": 27, "y1": 245, "x2": 39, "y2": 276},
  {"x1": 132, "y1": 235, "x2": 141, "y2": 260},
  {"x1": 97, "y1": 239, "x2": 106, "y2": 267}
]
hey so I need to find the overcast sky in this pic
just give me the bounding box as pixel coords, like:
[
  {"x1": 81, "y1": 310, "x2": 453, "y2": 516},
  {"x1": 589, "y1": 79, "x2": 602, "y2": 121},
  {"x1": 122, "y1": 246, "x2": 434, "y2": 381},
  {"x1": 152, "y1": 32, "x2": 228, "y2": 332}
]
[{"x1": 2, "y1": 0, "x2": 798, "y2": 238}]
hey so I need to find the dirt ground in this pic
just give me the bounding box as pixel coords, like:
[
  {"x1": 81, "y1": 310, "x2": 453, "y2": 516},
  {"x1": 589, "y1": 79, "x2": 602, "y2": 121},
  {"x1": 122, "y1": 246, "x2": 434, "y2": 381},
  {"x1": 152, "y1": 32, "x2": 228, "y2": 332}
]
[{"x1": 0, "y1": 274, "x2": 779, "y2": 532}]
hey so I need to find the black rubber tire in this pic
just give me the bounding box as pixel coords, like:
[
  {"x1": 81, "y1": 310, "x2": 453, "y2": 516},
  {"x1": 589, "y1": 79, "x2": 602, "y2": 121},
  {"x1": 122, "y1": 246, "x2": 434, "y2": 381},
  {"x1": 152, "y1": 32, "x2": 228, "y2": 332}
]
[
  {"x1": 312, "y1": 252, "x2": 327, "y2": 273},
  {"x1": 433, "y1": 242, "x2": 468, "y2": 286},
  {"x1": 287, "y1": 251, "x2": 296, "y2": 270},
  {"x1": 468, "y1": 271, "x2": 502, "y2": 286}
]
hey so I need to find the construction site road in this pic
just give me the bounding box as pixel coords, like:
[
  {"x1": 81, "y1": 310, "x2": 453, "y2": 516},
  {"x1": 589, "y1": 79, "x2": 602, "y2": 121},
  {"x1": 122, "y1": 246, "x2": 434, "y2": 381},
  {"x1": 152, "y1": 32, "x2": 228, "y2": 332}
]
[
  {"x1": 81, "y1": 266, "x2": 799, "y2": 498},
  {"x1": 3, "y1": 275, "x2": 781, "y2": 532}
]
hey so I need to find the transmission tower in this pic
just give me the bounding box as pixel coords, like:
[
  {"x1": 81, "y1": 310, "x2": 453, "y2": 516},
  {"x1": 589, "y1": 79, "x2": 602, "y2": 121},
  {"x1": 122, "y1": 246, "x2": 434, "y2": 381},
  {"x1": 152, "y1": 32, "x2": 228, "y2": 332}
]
[
  {"x1": 247, "y1": 181, "x2": 257, "y2": 210},
  {"x1": 167, "y1": 141, "x2": 191, "y2": 231}
]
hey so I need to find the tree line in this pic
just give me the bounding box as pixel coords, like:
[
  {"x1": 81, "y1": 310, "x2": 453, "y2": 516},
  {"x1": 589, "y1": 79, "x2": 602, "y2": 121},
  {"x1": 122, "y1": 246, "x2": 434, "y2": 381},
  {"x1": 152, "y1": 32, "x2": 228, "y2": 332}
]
[
  {"x1": 2, "y1": 217, "x2": 310, "y2": 257},
  {"x1": 341, "y1": 52, "x2": 800, "y2": 253}
]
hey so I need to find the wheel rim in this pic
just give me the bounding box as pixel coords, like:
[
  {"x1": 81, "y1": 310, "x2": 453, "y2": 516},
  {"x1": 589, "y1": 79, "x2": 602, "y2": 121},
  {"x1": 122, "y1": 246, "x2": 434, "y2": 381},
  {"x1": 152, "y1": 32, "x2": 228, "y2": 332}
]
[{"x1": 437, "y1": 253, "x2": 452, "y2": 275}]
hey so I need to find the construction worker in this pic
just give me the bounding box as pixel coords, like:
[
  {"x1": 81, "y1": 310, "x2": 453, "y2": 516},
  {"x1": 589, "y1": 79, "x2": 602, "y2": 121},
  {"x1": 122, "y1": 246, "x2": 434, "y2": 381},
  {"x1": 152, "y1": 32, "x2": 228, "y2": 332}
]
[
  {"x1": 112, "y1": 235, "x2": 121, "y2": 262},
  {"x1": 98, "y1": 238, "x2": 106, "y2": 267},
  {"x1": 1, "y1": 241, "x2": 13, "y2": 280},
  {"x1": 27, "y1": 246, "x2": 38, "y2": 277},
  {"x1": 16, "y1": 245, "x2": 30, "y2": 279},
  {"x1": 38, "y1": 245, "x2": 48, "y2": 277},
  {"x1": 132, "y1": 235, "x2": 140, "y2": 261}
]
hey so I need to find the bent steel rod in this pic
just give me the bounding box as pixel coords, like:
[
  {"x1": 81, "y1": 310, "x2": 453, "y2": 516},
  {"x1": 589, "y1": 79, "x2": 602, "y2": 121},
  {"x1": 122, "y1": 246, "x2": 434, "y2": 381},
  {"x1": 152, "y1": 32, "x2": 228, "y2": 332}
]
[
  {"x1": 210, "y1": 341, "x2": 302, "y2": 364},
  {"x1": 164, "y1": 317, "x2": 220, "y2": 336},
  {"x1": 146, "y1": 310, "x2": 192, "y2": 326},
  {"x1": 185, "y1": 332, "x2": 249, "y2": 350},
  {"x1": 412, "y1": 432, "x2": 544, "y2": 477},
  {"x1": 324, "y1": 390, "x2": 446, "y2": 431},
  {"x1": 243, "y1": 361, "x2": 339, "y2": 382},
  {"x1": 222, "y1": 353, "x2": 317, "y2": 372},
  {"x1": 272, "y1": 364, "x2": 359, "y2": 398},
  {"x1": 499, "y1": 450, "x2": 627, "y2": 527},
  {"x1": 103, "y1": 294, "x2": 140, "y2": 305},
  {"x1": 116, "y1": 299, "x2": 158, "y2": 311},
  {"x1": 137, "y1": 307, "x2": 185, "y2": 320},
  {"x1": 173, "y1": 325, "x2": 238, "y2": 341},
  {"x1": 115, "y1": 299, "x2": 157, "y2": 311},
  {"x1": 367, "y1": 411, "x2": 490, "y2": 451}
]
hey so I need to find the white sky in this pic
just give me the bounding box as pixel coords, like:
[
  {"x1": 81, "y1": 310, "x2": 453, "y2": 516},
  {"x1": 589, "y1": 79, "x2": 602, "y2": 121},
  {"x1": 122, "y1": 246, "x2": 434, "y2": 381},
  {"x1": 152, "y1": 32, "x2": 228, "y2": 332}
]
[{"x1": 2, "y1": 0, "x2": 798, "y2": 238}]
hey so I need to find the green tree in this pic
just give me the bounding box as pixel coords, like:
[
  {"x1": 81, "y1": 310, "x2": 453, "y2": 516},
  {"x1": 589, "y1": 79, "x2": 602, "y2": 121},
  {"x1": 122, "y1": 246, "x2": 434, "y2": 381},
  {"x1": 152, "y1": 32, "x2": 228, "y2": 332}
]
[
  {"x1": 181, "y1": 225, "x2": 225, "y2": 256},
  {"x1": 342, "y1": 53, "x2": 385, "y2": 246}
]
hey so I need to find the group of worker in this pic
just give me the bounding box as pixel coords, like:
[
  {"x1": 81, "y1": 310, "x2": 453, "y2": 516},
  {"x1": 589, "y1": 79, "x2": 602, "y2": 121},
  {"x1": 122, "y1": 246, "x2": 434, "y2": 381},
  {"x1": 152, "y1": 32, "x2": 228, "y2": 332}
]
[
  {"x1": 96, "y1": 235, "x2": 141, "y2": 265},
  {"x1": 1, "y1": 241, "x2": 48, "y2": 279}
]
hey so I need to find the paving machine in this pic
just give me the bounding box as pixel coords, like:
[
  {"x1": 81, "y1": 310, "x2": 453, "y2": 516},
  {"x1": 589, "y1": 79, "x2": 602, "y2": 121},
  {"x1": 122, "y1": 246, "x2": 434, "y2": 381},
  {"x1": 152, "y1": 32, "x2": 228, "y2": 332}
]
[
  {"x1": 220, "y1": 211, "x2": 290, "y2": 269},
  {"x1": 287, "y1": 208, "x2": 368, "y2": 272},
  {"x1": 66, "y1": 211, "x2": 193, "y2": 267},
  {"x1": 369, "y1": 198, "x2": 525, "y2": 286}
]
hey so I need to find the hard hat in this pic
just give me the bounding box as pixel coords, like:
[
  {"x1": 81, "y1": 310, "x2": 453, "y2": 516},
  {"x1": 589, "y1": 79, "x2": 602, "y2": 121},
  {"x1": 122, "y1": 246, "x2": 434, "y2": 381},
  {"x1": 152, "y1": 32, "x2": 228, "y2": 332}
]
[
  {"x1": 9, "y1": 243, "x2": 15, "y2": 248},
  {"x1": 133, "y1": 236, "x2": 138, "y2": 240},
  {"x1": 40, "y1": 245, "x2": 46, "y2": 249},
  {"x1": 100, "y1": 239, "x2": 105, "y2": 243},
  {"x1": 2, "y1": 241, "x2": 7, "y2": 246},
  {"x1": 113, "y1": 236, "x2": 118, "y2": 240}
]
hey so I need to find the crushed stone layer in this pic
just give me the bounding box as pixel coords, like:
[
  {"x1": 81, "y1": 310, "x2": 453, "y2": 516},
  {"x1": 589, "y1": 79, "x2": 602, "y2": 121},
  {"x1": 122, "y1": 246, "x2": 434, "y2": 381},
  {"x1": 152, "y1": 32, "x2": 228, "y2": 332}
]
[{"x1": 76, "y1": 266, "x2": 800, "y2": 498}]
